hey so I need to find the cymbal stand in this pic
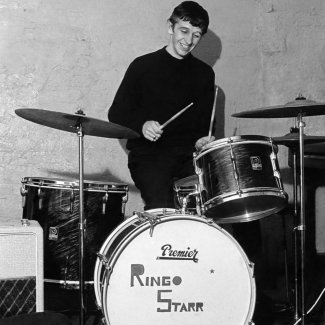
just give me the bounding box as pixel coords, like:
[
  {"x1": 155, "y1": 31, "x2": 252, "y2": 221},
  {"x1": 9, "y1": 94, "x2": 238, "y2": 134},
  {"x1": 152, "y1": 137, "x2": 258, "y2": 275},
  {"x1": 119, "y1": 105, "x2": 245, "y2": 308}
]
[
  {"x1": 287, "y1": 127, "x2": 300, "y2": 321},
  {"x1": 297, "y1": 114, "x2": 306, "y2": 325},
  {"x1": 75, "y1": 111, "x2": 86, "y2": 325}
]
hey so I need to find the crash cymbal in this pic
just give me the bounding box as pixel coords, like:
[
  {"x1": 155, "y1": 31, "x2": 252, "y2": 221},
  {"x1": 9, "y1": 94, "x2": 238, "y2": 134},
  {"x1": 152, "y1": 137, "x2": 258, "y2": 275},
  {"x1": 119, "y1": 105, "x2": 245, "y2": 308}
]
[
  {"x1": 15, "y1": 108, "x2": 140, "y2": 139},
  {"x1": 232, "y1": 98, "x2": 325, "y2": 118},
  {"x1": 273, "y1": 133, "x2": 325, "y2": 146}
]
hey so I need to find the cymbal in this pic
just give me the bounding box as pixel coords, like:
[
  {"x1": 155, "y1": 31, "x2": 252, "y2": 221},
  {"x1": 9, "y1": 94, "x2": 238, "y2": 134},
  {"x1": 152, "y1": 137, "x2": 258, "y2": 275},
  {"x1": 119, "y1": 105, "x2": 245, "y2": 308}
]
[
  {"x1": 15, "y1": 108, "x2": 140, "y2": 139},
  {"x1": 232, "y1": 98, "x2": 325, "y2": 118},
  {"x1": 273, "y1": 133, "x2": 325, "y2": 146},
  {"x1": 304, "y1": 142, "x2": 325, "y2": 154}
]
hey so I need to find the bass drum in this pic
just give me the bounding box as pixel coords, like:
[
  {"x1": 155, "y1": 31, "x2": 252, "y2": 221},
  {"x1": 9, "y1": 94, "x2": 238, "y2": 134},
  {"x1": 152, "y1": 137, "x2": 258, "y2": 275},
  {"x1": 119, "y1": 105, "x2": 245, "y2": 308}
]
[{"x1": 94, "y1": 209, "x2": 256, "y2": 325}]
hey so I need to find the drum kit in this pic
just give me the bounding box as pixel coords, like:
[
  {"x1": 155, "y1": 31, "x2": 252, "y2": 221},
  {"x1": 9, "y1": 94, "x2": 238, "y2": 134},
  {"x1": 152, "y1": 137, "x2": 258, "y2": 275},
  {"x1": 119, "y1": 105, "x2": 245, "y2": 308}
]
[{"x1": 15, "y1": 96, "x2": 325, "y2": 325}]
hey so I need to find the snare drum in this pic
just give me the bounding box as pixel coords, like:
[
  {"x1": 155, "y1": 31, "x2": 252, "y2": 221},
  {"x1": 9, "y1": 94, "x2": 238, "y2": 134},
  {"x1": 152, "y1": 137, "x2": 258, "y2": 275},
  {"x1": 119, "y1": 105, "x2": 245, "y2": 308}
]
[
  {"x1": 194, "y1": 135, "x2": 287, "y2": 223},
  {"x1": 21, "y1": 177, "x2": 128, "y2": 287},
  {"x1": 94, "y1": 210, "x2": 255, "y2": 325}
]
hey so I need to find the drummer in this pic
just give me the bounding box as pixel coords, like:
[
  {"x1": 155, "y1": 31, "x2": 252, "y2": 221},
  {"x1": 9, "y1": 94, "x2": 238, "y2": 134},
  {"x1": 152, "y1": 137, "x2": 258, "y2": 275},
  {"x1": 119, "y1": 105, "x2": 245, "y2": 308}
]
[{"x1": 108, "y1": 1, "x2": 216, "y2": 210}]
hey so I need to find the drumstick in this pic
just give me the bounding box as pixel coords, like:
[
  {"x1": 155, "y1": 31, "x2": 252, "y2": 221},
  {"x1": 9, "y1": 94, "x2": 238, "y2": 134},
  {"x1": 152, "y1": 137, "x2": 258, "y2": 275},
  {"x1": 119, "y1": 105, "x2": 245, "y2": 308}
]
[
  {"x1": 160, "y1": 102, "x2": 194, "y2": 129},
  {"x1": 208, "y1": 87, "x2": 219, "y2": 140}
]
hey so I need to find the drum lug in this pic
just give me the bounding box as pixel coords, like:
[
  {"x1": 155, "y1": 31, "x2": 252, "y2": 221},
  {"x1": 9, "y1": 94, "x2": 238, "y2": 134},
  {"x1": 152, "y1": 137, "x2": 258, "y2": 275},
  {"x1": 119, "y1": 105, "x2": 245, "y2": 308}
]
[
  {"x1": 229, "y1": 140, "x2": 241, "y2": 193},
  {"x1": 70, "y1": 189, "x2": 75, "y2": 215},
  {"x1": 270, "y1": 145, "x2": 284, "y2": 191},
  {"x1": 97, "y1": 253, "x2": 111, "y2": 270},
  {"x1": 37, "y1": 187, "x2": 45, "y2": 210},
  {"x1": 102, "y1": 192, "x2": 109, "y2": 215},
  {"x1": 20, "y1": 185, "x2": 28, "y2": 208},
  {"x1": 63, "y1": 255, "x2": 70, "y2": 289},
  {"x1": 193, "y1": 152, "x2": 200, "y2": 173},
  {"x1": 195, "y1": 194, "x2": 203, "y2": 216},
  {"x1": 122, "y1": 193, "x2": 128, "y2": 216},
  {"x1": 249, "y1": 261, "x2": 255, "y2": 278},
  {"x1": 97, "y1": 253, "x2": 112, "y2": 285}
]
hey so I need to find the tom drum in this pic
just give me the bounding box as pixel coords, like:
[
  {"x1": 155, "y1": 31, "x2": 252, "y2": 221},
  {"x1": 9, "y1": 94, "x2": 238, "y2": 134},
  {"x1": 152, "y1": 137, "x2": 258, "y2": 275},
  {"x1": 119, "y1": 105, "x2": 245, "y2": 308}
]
[
  {"x1": 194, "y1": 135, "x2": 288, "y2": 223},
  {"x1": 21, "y1": 177, "x2": 128, "y2": 287}
]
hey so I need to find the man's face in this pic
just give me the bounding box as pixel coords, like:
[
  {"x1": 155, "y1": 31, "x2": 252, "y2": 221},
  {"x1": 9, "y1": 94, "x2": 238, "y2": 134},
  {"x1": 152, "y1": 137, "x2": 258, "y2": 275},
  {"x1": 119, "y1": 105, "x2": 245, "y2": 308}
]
[{"x1": 167, "y1": 19, "x2": 203, "y2": 59}]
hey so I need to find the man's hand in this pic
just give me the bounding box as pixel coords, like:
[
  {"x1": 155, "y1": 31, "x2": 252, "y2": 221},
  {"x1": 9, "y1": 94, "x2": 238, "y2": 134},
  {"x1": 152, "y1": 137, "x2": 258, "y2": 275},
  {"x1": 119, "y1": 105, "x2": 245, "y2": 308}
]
[
  {"x1": 195, "y1": 136, "x2": 215, "y2": 151},
  {"x1": 142, "y1": 121, "x2": 163, "y2": 142}
]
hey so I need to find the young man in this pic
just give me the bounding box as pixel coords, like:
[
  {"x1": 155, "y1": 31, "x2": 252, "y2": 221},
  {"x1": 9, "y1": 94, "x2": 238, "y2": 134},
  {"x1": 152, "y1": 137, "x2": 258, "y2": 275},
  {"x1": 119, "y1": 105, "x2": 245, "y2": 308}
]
[{"x1": 108, "y1": 1, "x2": 215, "y2": 210}]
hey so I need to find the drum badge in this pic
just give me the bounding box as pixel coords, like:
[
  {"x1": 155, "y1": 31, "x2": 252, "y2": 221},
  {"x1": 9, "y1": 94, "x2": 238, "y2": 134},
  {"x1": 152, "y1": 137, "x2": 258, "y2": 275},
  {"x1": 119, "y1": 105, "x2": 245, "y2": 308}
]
[
  {"x1": 49, "y1": 227, "x2": 59, "y2": 241},
  {"x1": 250, "y1": 156, "x2": 262, "y2": 170},
  {"x1": 157, "y1": 244, "x2": 199, "y2": 263}
]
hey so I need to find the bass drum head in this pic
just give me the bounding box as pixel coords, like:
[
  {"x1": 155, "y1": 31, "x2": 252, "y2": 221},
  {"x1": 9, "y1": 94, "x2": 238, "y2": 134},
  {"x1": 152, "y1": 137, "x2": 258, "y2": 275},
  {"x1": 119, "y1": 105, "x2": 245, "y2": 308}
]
[{"x1": 100, "y1": 214, "x2": 255, "y2": 325}]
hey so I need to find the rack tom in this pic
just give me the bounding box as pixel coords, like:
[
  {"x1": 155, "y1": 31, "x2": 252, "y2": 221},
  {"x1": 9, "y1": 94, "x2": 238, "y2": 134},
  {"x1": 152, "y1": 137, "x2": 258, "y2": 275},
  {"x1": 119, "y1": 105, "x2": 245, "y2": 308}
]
[{"x1": 194, "y1": 135, "x2": 287, "y2": 223}]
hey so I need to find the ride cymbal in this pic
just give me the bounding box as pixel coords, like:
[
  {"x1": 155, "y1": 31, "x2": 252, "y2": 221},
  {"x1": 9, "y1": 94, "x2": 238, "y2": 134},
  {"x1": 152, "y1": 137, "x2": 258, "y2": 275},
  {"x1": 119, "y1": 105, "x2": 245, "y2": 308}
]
[
  {"x1": 15, "y1": 108, "x2": 140, "y2": 139},
  {"x1": 232, "y1": 98, "x2": 325, "y2": 118}
]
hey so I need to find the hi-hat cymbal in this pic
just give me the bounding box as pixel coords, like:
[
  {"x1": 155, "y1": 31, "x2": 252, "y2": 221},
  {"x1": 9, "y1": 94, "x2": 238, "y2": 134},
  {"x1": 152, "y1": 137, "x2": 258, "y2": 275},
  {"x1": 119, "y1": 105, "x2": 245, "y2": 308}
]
[
  {"x1": 273, "y1": 133, "x2": 325, "y2": 146},
  {"x1": 232, "y1": 98, "x2": 325, "y2": 118},
  {"x1": 304, "y1": 142, "x2": 325, "y2": 154},
  {"x1": 15, "y1": 108, "x2": 140, "y2": 139}
]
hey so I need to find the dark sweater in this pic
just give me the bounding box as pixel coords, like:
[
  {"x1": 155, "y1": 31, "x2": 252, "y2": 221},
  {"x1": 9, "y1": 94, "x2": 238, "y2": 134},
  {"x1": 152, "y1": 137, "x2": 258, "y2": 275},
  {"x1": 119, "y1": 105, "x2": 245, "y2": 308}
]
[{"x1": 108, "y1": 47, "x2": 215, "y2": 151}]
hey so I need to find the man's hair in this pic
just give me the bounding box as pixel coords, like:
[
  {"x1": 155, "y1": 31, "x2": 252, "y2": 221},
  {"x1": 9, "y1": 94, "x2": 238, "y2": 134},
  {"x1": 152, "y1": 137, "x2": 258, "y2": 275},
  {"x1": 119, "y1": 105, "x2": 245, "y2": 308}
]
[{"x1": 169, "y1": 1, "x2": 209, "y2": 35}]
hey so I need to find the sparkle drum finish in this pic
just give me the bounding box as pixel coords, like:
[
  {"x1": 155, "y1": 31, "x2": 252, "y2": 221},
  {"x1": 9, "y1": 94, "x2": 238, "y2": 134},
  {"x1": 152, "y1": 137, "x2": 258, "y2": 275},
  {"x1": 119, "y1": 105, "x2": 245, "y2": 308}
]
[
  {"x1": 21, "y1": 177, "x2": 128, "y2": 287},
  {"x1": 194, "y1": 135, "x2": 288, "y2": 223},
  {"x1": 94, "y1": 209, "x2": 255, "y2": 325}
]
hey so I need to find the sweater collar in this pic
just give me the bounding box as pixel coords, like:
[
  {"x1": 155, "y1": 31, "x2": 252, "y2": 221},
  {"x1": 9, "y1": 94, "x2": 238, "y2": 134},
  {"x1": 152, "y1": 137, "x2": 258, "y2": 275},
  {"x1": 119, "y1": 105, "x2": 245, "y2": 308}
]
[{"x1": 162, "y1": 46, "x2": 193, "y2": 64}]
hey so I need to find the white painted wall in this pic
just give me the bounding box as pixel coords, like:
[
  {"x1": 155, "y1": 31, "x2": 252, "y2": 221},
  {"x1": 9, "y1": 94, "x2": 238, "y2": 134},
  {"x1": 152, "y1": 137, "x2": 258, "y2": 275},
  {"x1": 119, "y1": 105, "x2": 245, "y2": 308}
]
[{"x1": 0, "y1": 0, "x2": 325, "y2": 225}]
